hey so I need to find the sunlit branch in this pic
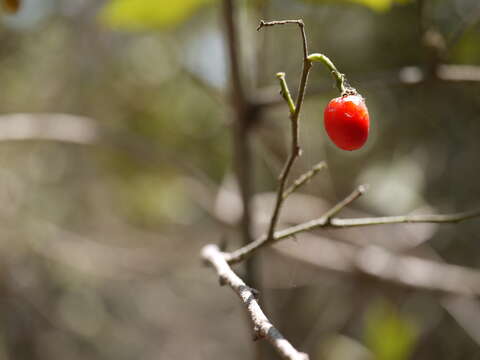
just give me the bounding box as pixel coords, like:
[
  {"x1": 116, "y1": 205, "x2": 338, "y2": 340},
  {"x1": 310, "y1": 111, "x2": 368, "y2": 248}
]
[
  {"x1": 201, "y1": 244, "x2": 309, "y2": 360},
  {"x1": 225, "y1": 205, "x2": 480, "y2": 265}
]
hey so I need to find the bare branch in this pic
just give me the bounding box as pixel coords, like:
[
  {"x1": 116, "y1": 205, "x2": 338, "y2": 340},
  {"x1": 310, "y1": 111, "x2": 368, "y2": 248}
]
[
  {"x1": 258, "y1": 19, "x2": 313, "y2": 247},
  {"x1": 225, "y1": 205, "x2": 480, "y2": 265},
  {"x1": 320, "y1": 185, "x2": 368, "y2": 223},
  {"x1": 202, "y1": 244, "x2": 309, "y2": 360},
  {"x1": 226, "y1": 186, "x2": 366, "y2": 264},
  {"x1": 257, "y1": 19, "x2": 308, "y2": 60},
  {"x1": 0, "y1": 113, "x2": 99, "y2": 144},
  {"x1": 329, "y1": 208, "x2": 480, "y2": 227},
  {"x1": 282, "y1": 161, "x2": 327, "y2": 200}
]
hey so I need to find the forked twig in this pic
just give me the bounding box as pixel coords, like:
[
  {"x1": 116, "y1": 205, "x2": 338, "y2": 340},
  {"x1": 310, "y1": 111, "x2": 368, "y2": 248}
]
[
  {"x1": 258, "y1": 19, "x2": 313, "y2": 246},
  {"x1": 321, "y1": 185, "x2": 369, "y2": 223},
  {"x1": 225, "y1": 190, "x2": 480, "y2": 265},
  {"x1": 225, "y1": 185, "x2": 368, "y2": 264}
]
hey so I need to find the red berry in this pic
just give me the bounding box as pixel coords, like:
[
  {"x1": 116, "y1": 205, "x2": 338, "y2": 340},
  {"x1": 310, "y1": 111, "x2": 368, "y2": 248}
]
[{"x1": 324, "y1": 94, "x2": 370, "y2": 151}]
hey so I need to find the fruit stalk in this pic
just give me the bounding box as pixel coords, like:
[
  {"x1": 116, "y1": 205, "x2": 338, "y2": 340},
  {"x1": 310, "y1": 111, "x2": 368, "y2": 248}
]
[{"x1": 307, "y1": 53, "x2": 349, "y2": 95}]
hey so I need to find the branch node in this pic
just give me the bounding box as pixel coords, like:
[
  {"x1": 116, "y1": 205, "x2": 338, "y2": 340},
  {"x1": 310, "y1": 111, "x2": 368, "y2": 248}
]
[
  {"x1": 256, "y1": 20, "x2": 265, "y2": 31},
  {"x1": 249, "y1": 286, "x2": 261, "y2": 299},
  {"x1": 323, "y1": 184, "x2": 369, "y2": 225}
]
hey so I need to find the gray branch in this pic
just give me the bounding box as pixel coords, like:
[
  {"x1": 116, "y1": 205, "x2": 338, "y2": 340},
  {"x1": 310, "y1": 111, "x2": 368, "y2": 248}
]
[
  {"x1": 202, "y1": 244, "x2": 309, "y2": 360},
  {"x1": 225, "y1": 203, "x2": 480, "y2": 265}
]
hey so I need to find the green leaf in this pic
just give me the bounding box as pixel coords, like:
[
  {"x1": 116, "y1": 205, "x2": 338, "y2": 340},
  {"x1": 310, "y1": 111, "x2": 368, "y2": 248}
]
[
  {"x1": 365, "y1": 300, "x2": 418, "y2": 360},
  {"x1": 350, "y1": 0, "x2": 410, "y2": 12},
  {"x1": 100, "y1": 0, "x2": 216, "y2": 30},
  {"x1": 300, "y1": 0, "x2": 411, "y2": 12}
]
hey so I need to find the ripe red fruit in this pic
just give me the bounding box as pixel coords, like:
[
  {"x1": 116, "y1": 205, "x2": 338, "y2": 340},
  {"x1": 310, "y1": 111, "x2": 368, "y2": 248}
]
[{"x1": 324, "y1": 94, "x2": 369, "y2": 151}]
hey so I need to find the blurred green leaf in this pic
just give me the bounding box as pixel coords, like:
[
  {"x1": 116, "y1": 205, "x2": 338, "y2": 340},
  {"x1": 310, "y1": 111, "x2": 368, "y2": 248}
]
[
  {"x1": 301, "y1": 0, "x2": 411, "y2": 12},
  {"x1": 452, "y1": 29, "x2": 480, "y2": 64},
  {"x1": 365, "y1": 300, "x2": 418, "y2": 360},
  {"x1": 100, "y1": 0, "x2": 216, "y2": 30}
]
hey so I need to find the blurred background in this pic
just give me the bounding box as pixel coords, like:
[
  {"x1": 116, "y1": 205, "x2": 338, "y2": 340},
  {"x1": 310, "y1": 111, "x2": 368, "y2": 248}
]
[{"x1": 0, "y1": 0, "x2": 480, "y2": 359}]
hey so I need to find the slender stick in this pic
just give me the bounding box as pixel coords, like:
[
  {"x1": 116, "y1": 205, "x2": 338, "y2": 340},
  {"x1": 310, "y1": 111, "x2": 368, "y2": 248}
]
[
  {"x1": 202, "y1": 244, "x2": 310, "y2": 360},
  {"x1": 225, "y1": 186, "x2": 366, "y2": 264},
  {"x1": 282, "y1": 161, "x2": 327, "y2": 200},
  {"x1": 276, "y1": 72, "x2": 296, "y2": 115},
  {"x1": 257, "y1": 19, "x2": 313, "y2": 246},
  {"x1": 329, "y1": 209, "x2": 480, "y2": 227},
  {"x1": 307, "y1": 53, "x2": 349, "y2": 94},
  {"x1": 223, "y1": 0, "x2": 259, "y2": 289},
  {"x1": 257, "y1": 20, "x2": 308, "y2": 59},
  {"x1": 320, "y1": 185, "x2": 368, "y2": 223},
  {"x1": 225, "y1": 199, "x2": 480, "y2": 265}
]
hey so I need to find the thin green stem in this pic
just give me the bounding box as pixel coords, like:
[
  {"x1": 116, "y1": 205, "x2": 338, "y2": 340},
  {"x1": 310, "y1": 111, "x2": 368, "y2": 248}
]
[
  {"x1": 307, "y1": 53, "x2": 349, "y2": 95},
  {"x1": 276, "y1": 72, "x2": 296, "y2": 115}
]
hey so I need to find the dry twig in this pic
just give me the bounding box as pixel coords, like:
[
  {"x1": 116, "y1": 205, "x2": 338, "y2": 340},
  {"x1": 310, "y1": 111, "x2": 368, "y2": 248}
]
[
  {"x1": 282, "y1": 161, "x2": 327, "y2": 200},
  {"x1": 202, "y1": 244, "x2": 309, "y2": 360},
  {"x1": 258, "y1": 19, "x2": 313, "y2": 245},
  {"x1": 225, "y1": 190, "x2": 480, "y2": 264}
]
